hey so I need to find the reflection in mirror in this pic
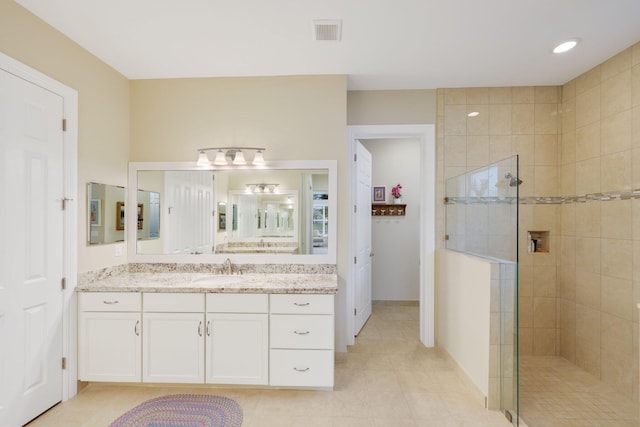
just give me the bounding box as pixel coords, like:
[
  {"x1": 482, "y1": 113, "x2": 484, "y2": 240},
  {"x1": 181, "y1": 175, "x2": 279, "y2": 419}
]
[
  {"x1": 134, "y1": 168, "x2": 330, "y2": 256},
  {"x1": 87, "y1": 182, "x2": 125, "y2": 245}
]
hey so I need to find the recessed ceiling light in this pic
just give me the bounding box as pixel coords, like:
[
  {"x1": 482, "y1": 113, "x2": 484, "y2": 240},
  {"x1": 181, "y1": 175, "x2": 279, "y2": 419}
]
[
  {"x1": 467, "y1": 111, "x2": 480, "y2": 117},
  {"x1": 553, "y1": 39, "x2": 580, "y2": 54}
]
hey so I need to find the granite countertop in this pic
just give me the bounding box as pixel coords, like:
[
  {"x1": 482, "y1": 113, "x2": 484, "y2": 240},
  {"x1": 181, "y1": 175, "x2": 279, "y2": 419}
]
[{"x1": 76, "y1": 272, "x2": 338, "y2": 294}]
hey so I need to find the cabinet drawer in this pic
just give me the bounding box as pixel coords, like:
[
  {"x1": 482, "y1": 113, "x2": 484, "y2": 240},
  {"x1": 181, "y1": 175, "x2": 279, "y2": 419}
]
[
  {"x1": 270, "y1": 294, "x2": 334, "y2": 315},
  {"x1": 269, "y1": 349, "x2": 334, "y2": 388},
  {"x1": 206, "y1": 294, "x2": 268, "y2": 313},
  {"x1": 143, "y1": 293, "x2": 204, "y2": 312},
  {"x1": 79, "y1": 292, "x2": 141, "y2": 312},
  {"x1": 270, "y1": 315, "x2": 334, "y2": 349}
]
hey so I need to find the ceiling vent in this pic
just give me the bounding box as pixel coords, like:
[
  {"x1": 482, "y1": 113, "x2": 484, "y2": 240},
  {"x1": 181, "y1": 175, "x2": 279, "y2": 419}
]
[{"x1": 313, "y1": 20, "x2": 342, "y2": 41}]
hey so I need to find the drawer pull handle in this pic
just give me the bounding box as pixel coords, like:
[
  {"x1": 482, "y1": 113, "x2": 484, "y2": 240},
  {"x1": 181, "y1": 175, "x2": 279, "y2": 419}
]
[
  {"x1": 294, "y1": 330, "x2": 310, "y2": 335},
  {"x1": 198, "y1": 321, "x2": 203, "y2": 337},
  {"x1": 103, "y1": 300, "x2": 119, "y2": 305},
  {"x1": 206, "y1": 321, "x2": 211, "y2": 337},
  {"x1": 293, "y1": 302, "x2": 310, "y2": 307},
  {"x1": 293, "y1": 367, "x2": 310, "y2": 372},
  {"x1": 134, "y1": 320, "x2": 140, "y2": 336}
]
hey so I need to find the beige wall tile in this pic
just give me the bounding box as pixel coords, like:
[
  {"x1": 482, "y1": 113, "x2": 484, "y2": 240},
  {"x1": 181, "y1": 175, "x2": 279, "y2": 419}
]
[
  {"x1": 559, "y1": 265, "x2": 576, "y2": 301},
  {"x1": 511, "y1": 104, "x2": 534, "y2": 134},
  {"x1": 576, "y1": 270, "x2": 601, "y2": 309},
  {"x1": 466, "y1": 87, "x2": 489, "y2": 104},
  {"x1": 634, "y1": 148, "x2": 640, "y2": 189},
  {"x1": 489, "y1": 105, "x2": 512, "y2": 135},
  {"x1": 576, "y1": 66, "x2": 601, "y2": 95},
  {"x1": 534, "y1": 103, "x2": 559, "y2": 134},
  {"x1": 533, "y1": 204, "x2": 557, "y2": 231},
  {"x1": 634, "y1": 280, "x2": 640, "y2": 323},
  {"x1": 533, "y1": 265, "x2": 557, "y2": 298},
  {"x1": 633, "y1": 199, "x2": 640, "y2": 241},
  {"x1": 444, "y1": 105, "x2": 467, "y2": 135},
  {"x1": 601, "y1": 69, "x2": 632, "y2": 118},
  {"x1": 533, "y1": 327, "x2": 556, "y2": 356},
  {"x1": 535, "y1": 86, "x2": 560, "y2": 104},
  {"x1": 632, "y1": 105, "x2": 640, "y2": 148},
  {"x1": 519, "y1": 296, "x2": 533, "y2": 328},
  {"x1": 562, "y1": 98, "x2": 576, "y2": 134},
  {"x1": 444, "y1": 88, "x2": 466, "y2": 105},
  {"x1": 576, "y1": 86, "x2": 601, "y2": 128},
  {"x1": 561, "y1": 162, "x2": 576, "y2": 195},
  {"x1": 444, "y1": 166, "x2": 466, "y2": 180},
  {"x1": 560, "y1": 318, "x2": 576, "y2": 362},
  {"x1": 601, "y1": 48, "x2": 632, "y2": 81},
  {"x1": 563, "y1": 79, "x2": 576, "y2": 102},
  {"x1": 534, "y1": 134, "x2": 558, "y2": 165},
  {"x1": 466, "y1": 105, "x2": 489, "y2": 135},
  {"x1": 601, "y1": 313, "x2": 634, "y2": 396},
  {"x1": 601, "y1": 238, "x2": 633, "y2": 280},
  {"x1": 601, "y1": 199, "x2": 632, "y2": 240},
  {"x1": 575, "y1": 201, "x2": 601, "y2": 237},
  {"x1": 513, "y1": 86, "x2": 535, "y2": 104},
  {"x1": 489, "y1": 87, "x2": 512, "y2": 104},
  {"x1": 632, "y1": 64, "x2": 640, "y2": 107},
  {"x1": 489, "y1": 135, "x2": 511, "y2": 162},
  {"x1": 601, "y1": 276, "x2": 633, "y2": 320},
  {"x1": 519, "y1": 327, "x2": 533, "y2": 356},
  {"x1": 444, "y1": 135, "x2": 467, "y2": 166},
  {"x1": 560, "y1": 203, "x2": 576, "y2": 235},
  {"x1": 576, "y1": 237, "x2": 601, "y2": 274},
  {"x1": 575, "y1": 121, "x2": 601, "y2": 161},
  {"x1": 634, "y1": 42, "x2": 640, "y2": 66},
  {"x1": 575, "y1": 158, "x2": 601, "y2": 195},
  {"x1": 635, "y1": 241, "x2": 640, "y2": 282},
  {"x1": 559, "y1": 235, "x2": 576, "y2": 267},
  {"x1": 512, "y1": 134, "x2": 534, "y2": 166},
  {"x1": 601, "y1": 150, "x2": 632, "y2": 192},
  {"x1": 561, "y1": 130, "x2": 576, "y2": 164},
  {"x1": 533, "y1": 297, "x2": 557, "y2": 328},
  {"x1": 601, "y1": 110, "x2": 631, "y2": 154},
  {"x1": 601, "y1": 348, "x2": 634, "y2": 397},
  {"x1": 534, "y1": 165, "x2": 558, "y2": 196},
  {"x1": 575, "y1": 304, "x2": 601, "y2": 375},
  {"x1": 465, "y1": 135, "x2": 489, "y2": 167}
]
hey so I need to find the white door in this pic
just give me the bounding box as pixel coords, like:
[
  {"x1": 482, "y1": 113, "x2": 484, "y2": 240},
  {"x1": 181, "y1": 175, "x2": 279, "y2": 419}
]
[
  {"x1": 354, "y1": 141, "x2": 372, "y2": 335},
  {"x1": 0, "y1": 69, "x2": 65, "y2": 426}
]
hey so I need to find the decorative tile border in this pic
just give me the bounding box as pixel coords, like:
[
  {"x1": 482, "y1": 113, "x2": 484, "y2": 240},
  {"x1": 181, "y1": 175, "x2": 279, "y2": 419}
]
[{"x1": 444, "y1": 189, "x2": 640, "y2": 205}]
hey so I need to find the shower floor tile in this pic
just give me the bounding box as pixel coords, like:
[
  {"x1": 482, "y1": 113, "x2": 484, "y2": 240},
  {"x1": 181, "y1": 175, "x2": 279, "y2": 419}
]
[{"x1": 520, "y1": 356, "x2": 639, "y2": 427}]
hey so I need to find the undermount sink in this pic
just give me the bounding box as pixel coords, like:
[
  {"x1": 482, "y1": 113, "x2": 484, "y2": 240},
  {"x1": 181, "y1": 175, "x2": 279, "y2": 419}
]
[{"x1": 191, "y1": 275, "x2": 246, "y2": 286}]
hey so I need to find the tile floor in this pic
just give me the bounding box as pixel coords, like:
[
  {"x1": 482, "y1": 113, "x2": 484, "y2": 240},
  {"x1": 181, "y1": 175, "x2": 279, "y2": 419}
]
[
  {"x1": 27, "y1": 302, "x2": 511, "y2": 427},
  {"x1": 520, "y1": 355, "x2": 639, "y2": 427}
]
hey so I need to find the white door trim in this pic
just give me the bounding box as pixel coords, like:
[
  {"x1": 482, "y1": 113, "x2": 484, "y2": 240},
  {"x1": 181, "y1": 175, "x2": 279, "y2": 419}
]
[
  {"x1": 346, "y1": 125, "x2": 435, "y2": 347},
  {"x1": 0, "y1": 51, "x2": 79, "y2": 401}
]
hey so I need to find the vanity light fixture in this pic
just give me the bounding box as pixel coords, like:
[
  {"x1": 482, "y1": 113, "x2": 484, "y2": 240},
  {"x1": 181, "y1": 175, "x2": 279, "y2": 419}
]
[
  {"x1": 246, "y1": 183, "x2": 279, "y2": 194},
  {"x1": 553, "y1": 39, "x2": 580, "y2": 54},
  {"x1": 196, "y1": 147, "x2": 267, "y2": 166}
]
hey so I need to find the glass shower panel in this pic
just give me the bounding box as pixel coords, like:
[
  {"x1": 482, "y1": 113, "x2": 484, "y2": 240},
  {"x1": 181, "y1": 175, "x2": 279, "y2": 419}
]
[{"x1": 445, "y1": 155, "x2": 519, "y2": 425}]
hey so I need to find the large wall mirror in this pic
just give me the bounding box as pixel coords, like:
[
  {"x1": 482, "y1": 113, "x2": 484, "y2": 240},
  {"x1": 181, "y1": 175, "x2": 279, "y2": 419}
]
[
  {"x1": 127, "y1": 161, "x2": 337, "y2": 264},
  {"x1": 87, "y1": 182, "x2": 125, "y2": 245}
]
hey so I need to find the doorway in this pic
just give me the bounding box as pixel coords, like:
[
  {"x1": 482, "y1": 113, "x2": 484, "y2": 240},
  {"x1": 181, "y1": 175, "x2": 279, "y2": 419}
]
[
  {"x1": 346, "y1": 124, "x2": 435, "y2": 348},
  {"x1": 0, "y1": 52, "x2": 78, "y2": 426}
]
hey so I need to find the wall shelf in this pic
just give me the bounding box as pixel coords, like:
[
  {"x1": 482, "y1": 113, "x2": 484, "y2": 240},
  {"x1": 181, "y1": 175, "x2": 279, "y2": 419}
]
[{"x1": 371, "y1": 203, "x2": 406, "y2": 216}]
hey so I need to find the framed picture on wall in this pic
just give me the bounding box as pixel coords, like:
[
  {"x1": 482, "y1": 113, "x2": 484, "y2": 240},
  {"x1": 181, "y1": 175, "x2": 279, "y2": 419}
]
[
  {"x1": 372, "y1": 186, "x2": 386, "y2": 202},
  {"x1": 116, "y1": 201, "x2": 125, "y2": 230},
  {"x1": 90, "y1": 199, "x2": 101, "y2": 226}
]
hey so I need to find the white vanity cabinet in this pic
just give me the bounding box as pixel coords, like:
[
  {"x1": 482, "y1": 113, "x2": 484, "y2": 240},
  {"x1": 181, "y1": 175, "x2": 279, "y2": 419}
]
[
  {"x1": 269, "y1": 294, "x2": 334, "y2": 388},
  {"x1": 205, "y1": 294, "x2": 269, "y2": 385},
  {"x1": 78, "y1": 292, "x2": 142, "y2": 382},
  {"x1": 142, "y1": 293, "x2": 205, "y2": 384}
]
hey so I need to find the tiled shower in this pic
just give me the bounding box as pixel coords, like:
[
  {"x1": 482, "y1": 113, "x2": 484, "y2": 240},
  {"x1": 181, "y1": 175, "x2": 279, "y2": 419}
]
[{"x1": 436, "y1": 40, "x2": 640, "y2": 426}]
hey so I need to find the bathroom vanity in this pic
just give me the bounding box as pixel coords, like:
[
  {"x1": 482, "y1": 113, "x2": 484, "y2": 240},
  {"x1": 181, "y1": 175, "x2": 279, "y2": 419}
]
[{"x1": 77, "y1": 272, "x2": 337, "y2": 389}]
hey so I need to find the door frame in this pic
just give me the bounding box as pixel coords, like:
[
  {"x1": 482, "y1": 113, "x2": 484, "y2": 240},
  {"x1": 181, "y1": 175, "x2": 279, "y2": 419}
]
[
  {"x1": 346, "y1": 125, "x2": 435, "y2": 347},
  {"x1": 0, "y1": 52, "x2": 78, "y2": 401}
]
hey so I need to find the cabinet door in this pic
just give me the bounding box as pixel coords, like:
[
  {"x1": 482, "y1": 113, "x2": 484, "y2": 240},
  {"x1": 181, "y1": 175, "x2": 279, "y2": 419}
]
[
  {"x1": 79, "y1": 312, "x2": 141, "y2": 382},
  {"x1": 143, "y1": 312, "x2": 205, "y2": 383},
  {"x1": 205, "y1": 313, "x2": 268, "y2": 385}
]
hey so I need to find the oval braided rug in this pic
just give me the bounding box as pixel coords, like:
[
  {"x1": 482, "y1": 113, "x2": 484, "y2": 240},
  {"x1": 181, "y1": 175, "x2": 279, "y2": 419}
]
[{"x1": 109, "y1": 394, "x2": 243, "y2": 427}]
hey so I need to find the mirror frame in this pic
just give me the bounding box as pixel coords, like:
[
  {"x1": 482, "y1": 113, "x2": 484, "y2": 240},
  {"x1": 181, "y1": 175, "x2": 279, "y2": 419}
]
[{"x1": 127, "y1": 160, "x2": 337, "y2": 265}]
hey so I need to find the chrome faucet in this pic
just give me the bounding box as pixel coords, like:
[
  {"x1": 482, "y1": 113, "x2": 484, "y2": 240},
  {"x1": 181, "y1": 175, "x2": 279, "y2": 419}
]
[{"x1": 223, "y1": 258, "x2": 233, "y2": 275}]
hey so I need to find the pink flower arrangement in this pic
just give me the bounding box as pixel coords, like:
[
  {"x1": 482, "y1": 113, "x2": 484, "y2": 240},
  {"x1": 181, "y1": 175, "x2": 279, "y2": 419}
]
[{"x1": 391, "y1": 184, "x2": 402, "y2": 199}]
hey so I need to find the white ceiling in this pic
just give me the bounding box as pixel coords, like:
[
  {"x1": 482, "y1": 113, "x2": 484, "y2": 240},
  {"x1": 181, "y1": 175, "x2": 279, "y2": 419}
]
[{"x1": 14, "y1": 0, "x2": 640, "y2": 90}]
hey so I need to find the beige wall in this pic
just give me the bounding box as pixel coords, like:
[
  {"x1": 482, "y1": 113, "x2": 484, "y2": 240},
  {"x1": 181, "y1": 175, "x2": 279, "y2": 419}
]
[
  {"x1": 436, "y1": 40, "x2": 640, "y2": 401},
  {"x1": 347, "y1": 90, "x2": 437, "y2": 125},
  {"x1": 0, "y1": 1, "x2": 130, "y2": 273},
  {"x1": 558, "y1": 42, "x2": 640, "y2": 399}
]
